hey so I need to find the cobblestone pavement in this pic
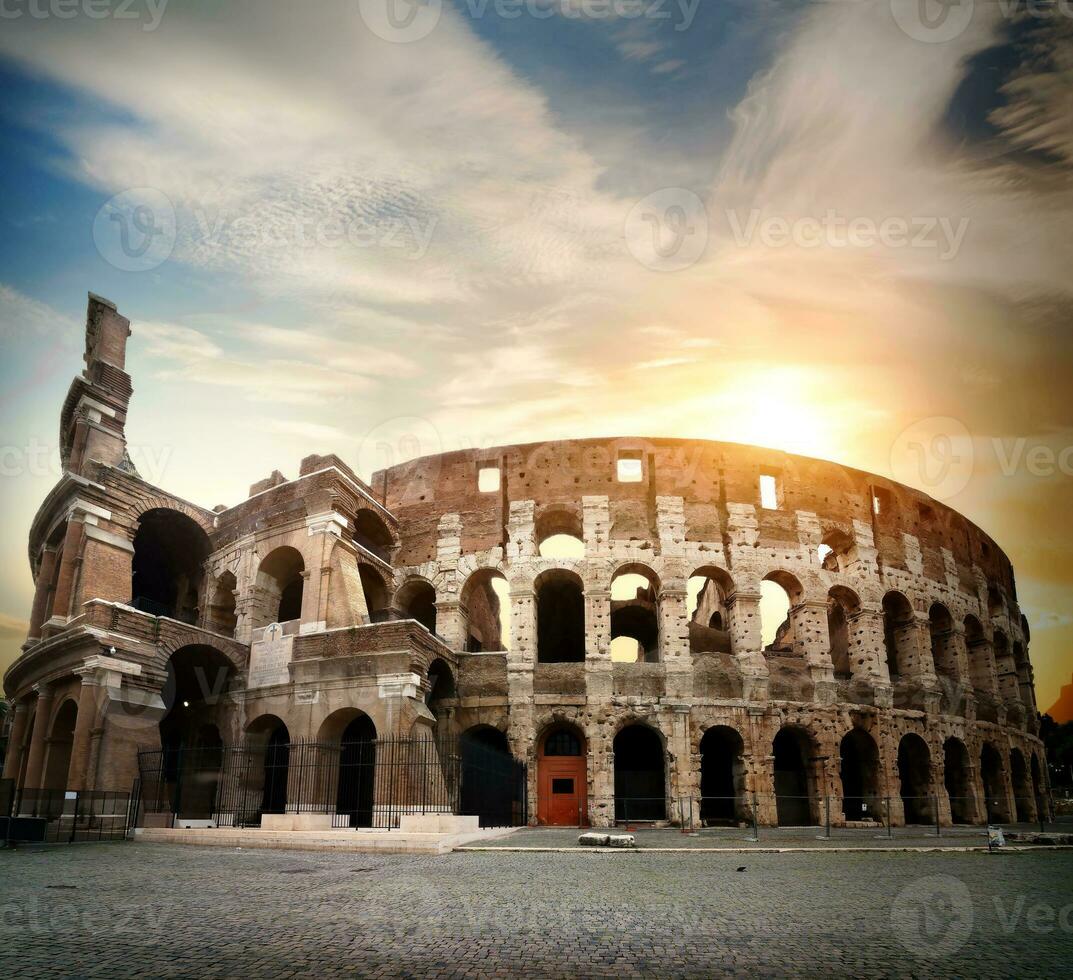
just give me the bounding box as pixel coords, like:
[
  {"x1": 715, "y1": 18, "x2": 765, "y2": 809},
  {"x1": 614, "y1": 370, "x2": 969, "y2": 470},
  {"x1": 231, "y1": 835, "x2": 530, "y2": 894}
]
[
  {"x1": 471, "y1": 823, "x2": 1063, "y2": 849},
  {"x1": 2, "y1": 842, "x2": 1071, "y2": 978}
]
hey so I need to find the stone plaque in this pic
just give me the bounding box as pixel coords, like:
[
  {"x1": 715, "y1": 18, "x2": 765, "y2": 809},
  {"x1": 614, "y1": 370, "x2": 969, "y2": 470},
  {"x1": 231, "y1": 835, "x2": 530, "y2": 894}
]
[{"x1": 248, "y1": 622, "x2": 294, "y2": 688}]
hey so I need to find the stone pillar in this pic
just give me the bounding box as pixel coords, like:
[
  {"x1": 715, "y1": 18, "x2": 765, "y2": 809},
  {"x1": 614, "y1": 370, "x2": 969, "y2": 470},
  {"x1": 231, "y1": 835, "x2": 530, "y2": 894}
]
[
  {"x1": 934, "y1": 764, "x2": 953, "y2": 828},
  {"x1": 848, "y1": 604, "x2": 891, "y2": 705},
  {"x1": 1, "y1": 701, "x2": 31, "y2": 780},
  {"x1": 585, "y1": 587, "x2": 612, "y2": 704},
  {"x1": 659, "y1": 587, "x2": 692, "y2": 701},
  {"x1": 26, "y1": 547, "x2": 60, "y2": 640},
  {"x1": 435, "y1": 599, "x2": 467, "y2": 651},
  {"x1": 21, "y1": 684, "x2": 56, "y2": 790},
  {"x1": 47, "y1": 521, "x2": 86, "y2": 626},
  {"x1": 67, "y1": 669, "x2": 104, "y2": 791},
  {"x1": 666, "y1": 704, "x2": 693, "y2": 823},
  {"x1": 726, "y1": 590, "x2": 767, "y2": 700},
  {"x1": 796, "y1": 599, "x2": 836, "y2": 703}
]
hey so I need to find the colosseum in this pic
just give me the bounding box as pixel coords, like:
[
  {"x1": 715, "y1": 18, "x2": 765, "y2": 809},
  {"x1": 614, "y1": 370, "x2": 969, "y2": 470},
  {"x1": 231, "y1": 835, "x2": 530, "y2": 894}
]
[{"x1": 1, "y1": 294, "x2": 1049, "y2": 833}]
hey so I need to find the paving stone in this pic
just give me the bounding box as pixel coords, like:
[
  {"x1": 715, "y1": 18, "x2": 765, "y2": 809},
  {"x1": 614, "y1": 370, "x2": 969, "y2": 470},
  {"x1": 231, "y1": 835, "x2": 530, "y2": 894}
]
[{"x1": 2, "y1": 842, "x2": 1071, "y2": 978}]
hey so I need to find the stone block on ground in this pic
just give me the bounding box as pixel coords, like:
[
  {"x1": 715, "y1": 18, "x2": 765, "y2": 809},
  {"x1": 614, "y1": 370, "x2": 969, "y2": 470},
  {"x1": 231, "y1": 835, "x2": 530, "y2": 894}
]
[{"x1": 578, "y1": 832, "x2": 610, "y2": 847}]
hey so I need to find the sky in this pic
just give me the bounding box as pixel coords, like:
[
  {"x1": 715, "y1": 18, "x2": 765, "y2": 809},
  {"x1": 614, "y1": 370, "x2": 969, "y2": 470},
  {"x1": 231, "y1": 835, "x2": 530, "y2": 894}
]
[{"x1": 0, "y1": 0, "x2": 1070, "y2": 711}]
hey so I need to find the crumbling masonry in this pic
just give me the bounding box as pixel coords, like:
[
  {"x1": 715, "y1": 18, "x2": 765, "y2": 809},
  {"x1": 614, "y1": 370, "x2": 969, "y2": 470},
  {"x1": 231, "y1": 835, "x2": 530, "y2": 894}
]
[{"x1": 2, "y1": 295, "x2": 1048, "y2": 828}]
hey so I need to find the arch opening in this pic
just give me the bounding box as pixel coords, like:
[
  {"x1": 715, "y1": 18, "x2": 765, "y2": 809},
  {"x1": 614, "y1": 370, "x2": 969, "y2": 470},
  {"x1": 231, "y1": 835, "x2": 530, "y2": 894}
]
[
  {"x1": 772, "y1": 727, "x2": 819, "y2": 826},
  {"x1": 980, "y1": 742, "x2": 1011, "y2": 823},
  {"x1": 943, "y1": 737, "x2": 975, "y2": 824},
  {"x1": 928, "y1": 603, "x2": 958, "y2": 682},
  {"x1": 159, "y1": 645, "x2": 235, "y2": 753},
  {"x1": 396, "y1": 579, "x2": 437, "y2": 634},
  {"x1": 207, "y1": 571, "x2": 237, "y2": 637},
  {"x1": 43, "y1": 699, "x2": 78, "y2": 790},
  {"x1": 338, "y1": 713, "x2": 377, "y2": 828},
  {"x1": 461, "y1": 569, "x2": 510, "y2": 652},
  {"x1": 761, "y1": 572, "x2": 801, "y2": 653},
  {"x1": 1010, "y1": 748, "x2": 1034, "y2": 823},
  {"x1": 610, "y1": 565, "x2": 659, "y2": 663},
  {"x1": 246, "y1": 715, "x2": 290, "y2": 817},
  {"x1": 460, "y1": 726, "x2": 520, "y2": 828},
  {"x1": 131, "y1": 508, "x2": 211, "y2": 622},
  {"x1": 897, "y1": 733, "x2": 933, "y2": 824},
  {"x1": 882, "y1": 591, "x2": 915, "y2": 680},
  {"x1": 699, "y1": 726, "x2": 746, "y2": 826},
  {"x1": 359, "y1": 564, "x2": 390, "y2": 623},
  {"x1": 536, "y1": 569, "x2": 585, "y2": 663},
  {"x1": 614, "y1": 724, "x2": 665, "y2": 822},
  {"x1": 353, "y1": 509, "x2": 394, "y2": 563},
  {"x1": 828, "y1": 586, "x2": 860, "y2": 679},
  {"x1": 687, "y1": 567, "x2": 733, "y2": 655},
  {"x1": 253, "y1": 547, "x2": 305, "y2": 629},
  {"x1": 840, "y1": 728, "x2": 881, "y2": 822},
  {"x1": 535, "y1": 508, "x2": 585, "y2": 558}
]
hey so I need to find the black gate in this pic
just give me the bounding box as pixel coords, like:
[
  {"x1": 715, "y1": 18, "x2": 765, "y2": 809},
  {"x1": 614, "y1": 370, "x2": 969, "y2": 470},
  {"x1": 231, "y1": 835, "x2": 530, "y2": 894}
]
[{"x1": 459, "y1": 737, "x2": 528, "y2": 828}]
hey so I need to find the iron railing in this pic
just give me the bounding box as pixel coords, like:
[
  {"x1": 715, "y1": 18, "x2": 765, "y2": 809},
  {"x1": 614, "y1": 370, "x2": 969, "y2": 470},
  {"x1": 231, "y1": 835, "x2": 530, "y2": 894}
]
[
  {"x1": 8, "y1": 789, "x2": 131, "y2": 843},
  {"x1": 604, "y1": 793, "x2": 1058, "y2": 839},
  {"x1": 136, "y1": 735, "x2": 527, "y2": 830}
]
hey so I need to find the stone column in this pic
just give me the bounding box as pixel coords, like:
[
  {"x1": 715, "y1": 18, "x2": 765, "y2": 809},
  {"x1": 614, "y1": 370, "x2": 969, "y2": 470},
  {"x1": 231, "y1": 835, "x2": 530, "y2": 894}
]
[
  {"x1": 726, "y1": 590, "x2": 767, "y2": 700},
  {"x1": 435, "y1": 599, "x2": 467, "y2": 651},
  {"x1": 659, "y1": 587, "x2": 692, "y2": 702},
  {"x1": 47, "y1": 521, "x2": 86, "y2": 626},
  {"x1": 67, "y1": 668, "x2": 104, "y2": 791},
  {"x1": 26, "y1": 547, "x2": 60, "y2": 640},
  {"x1": 21, "y1": 684, "x2": 55, "y2": 790},
  {"x1": 585, "y1": 586, "x2": 613, "y2": 704},
  {"x1": 796, "y1": 599, "x2": 836, "y2": 703},
  {"x1": 1, "y1": 701, "x2": 31, "y2": 780},
  {"x1": 665, "y1": 704, "x2": 694, "y2": 823},
  {"x1": 848, "y1": 604, "x2": 890, "y2": 705}
]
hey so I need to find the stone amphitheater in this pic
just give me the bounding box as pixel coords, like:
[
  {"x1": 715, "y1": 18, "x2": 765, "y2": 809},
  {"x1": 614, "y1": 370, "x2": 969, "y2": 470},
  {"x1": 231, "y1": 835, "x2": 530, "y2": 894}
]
[{"x1": 1, "y1": 294, "x2": 1047, "y2": 830}]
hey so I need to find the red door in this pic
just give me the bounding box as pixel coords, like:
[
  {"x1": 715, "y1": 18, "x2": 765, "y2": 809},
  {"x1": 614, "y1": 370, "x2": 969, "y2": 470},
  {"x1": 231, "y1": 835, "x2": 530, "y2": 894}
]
[{"x1": 537, "y1": 728, "x2": 587, "y2": 826}]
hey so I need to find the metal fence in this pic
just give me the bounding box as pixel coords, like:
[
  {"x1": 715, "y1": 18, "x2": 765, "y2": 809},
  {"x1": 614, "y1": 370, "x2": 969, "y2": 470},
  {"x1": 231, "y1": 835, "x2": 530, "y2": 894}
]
[
  {"x1": 609, "y1": 794, "x2": 1058, "y2": 840},
  {"x1": 7, "y1": 789, "x2": 132, "y2": 844},
  {"x1": 137, "y1": 735, "x2": 527, "y2": 830}
]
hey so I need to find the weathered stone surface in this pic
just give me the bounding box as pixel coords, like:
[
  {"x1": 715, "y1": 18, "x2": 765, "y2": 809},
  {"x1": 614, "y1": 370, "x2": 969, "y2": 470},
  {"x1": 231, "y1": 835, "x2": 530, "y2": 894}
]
[{"x1": 1, "y1": 295, "x2": 1049, "y2": 836}]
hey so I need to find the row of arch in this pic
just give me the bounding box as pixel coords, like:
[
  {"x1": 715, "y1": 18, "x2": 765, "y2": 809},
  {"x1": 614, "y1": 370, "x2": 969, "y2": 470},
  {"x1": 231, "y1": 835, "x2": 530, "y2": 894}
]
[
  {"x1": 531, "y1": 720, "x2": 1044, "y2": 827},
  {"x1": 127, "y1": 505, "x2": 397, "y2": 635},
  {"x1": 114, "y1": 507, "x2": 1027, "y2": 696}
]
